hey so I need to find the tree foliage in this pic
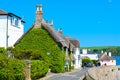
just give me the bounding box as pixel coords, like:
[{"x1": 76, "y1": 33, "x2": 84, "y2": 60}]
[
  {"x1": 82, "y1": 58, "x2": 93, "y2": 63},
  {"x1": 82, "y1": 46, "x2": 120, "y2": 56}
]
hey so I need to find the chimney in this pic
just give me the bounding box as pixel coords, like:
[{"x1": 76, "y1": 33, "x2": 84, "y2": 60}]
[
  {"x1": 101, "y1": 50, "x2": 103, "y2": 54},
  {"x1": 82, "y1": 49, "x2": 87, "y2": 54},
  {"x1": 58, "y1": 28, "x2": 62, "y2": 35},
  {"x1": 49, "y1": 20, "x2": 54, "y2": 26},
  {"x1": 108, "y1": 52, "x2": 111, "y2": 57},
  {"x1": 34, "y1": 4, "x2": 43, "y2": 28}
]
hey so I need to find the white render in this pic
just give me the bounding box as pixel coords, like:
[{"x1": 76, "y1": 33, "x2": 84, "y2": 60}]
[
  {"x1": 81, "y1": 49, "x2": 98, "y2": 60},
  {"x1": 74, "y1": 48, "x2": 82, "y2": 69},
  {"x1": 82, "y1": 49, "x2": 87, "y2": 54},
  {"x1": 80, "y1": 54, "x2": 98, "y2": 60},
  {"x1": 0, "y1": 14, "x2": 24, "y2": 48},
  {"x1": 99, "y1": 60, "x2": 116, "y2": 66}
]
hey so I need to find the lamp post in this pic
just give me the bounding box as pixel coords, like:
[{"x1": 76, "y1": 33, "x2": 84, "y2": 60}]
[{"x1": 25, "y1": 60, "x2": 31, "y2": 80}]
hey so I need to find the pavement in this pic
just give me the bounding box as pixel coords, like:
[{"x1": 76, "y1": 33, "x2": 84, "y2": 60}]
[{"x1": 39, "y1": 68, "x2": 89, "y2": 80}]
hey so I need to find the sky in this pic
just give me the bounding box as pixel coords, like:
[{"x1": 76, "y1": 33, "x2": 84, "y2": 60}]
[{"x1": 0, "y1": 0, "x2": 120, "y2": 47}]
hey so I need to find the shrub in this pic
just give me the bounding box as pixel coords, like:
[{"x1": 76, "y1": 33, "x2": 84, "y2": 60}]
[
  {"x1": 118, "y1": 67, "x2": 120, "y2": 70},
  {"x1": 9, "y1": 59, "x2": 27, "y2": 80},
  {"x1": 31, "y1": 60, "x2": 49, "y2": 80},
  {"x1": 112, "y1": 69, "x2": 114, "y2": 72},
  {"x1": 50, "y1": 51, "x2": 65, "y2": 73},
  {"x1": 0, "y1": 47, "x2": 5, "y2": 54},
  {"x1": 82, "y1": 58, "x2": 93, "y2": 63},
  {"x1": 0, "y1": 54, "x2": 27, "y2": 80},
  {"x1": 91, "y1": 60, "x2": 98, "y2": 65}
]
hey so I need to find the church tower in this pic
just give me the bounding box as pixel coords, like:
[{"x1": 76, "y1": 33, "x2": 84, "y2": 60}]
[{"x1": 34, "y1": 4, "x2": 43, "y2": 28}]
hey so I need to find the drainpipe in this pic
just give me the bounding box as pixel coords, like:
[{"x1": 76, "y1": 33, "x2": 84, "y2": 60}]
[
  {"x1": 6, "y1": 15, "x2": 8, "y2": 49},
  {"x1": 5, "y1": 15, "x2": 9, "y2": 57}
]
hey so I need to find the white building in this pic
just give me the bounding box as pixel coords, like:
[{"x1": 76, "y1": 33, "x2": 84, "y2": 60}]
[
  {"x1": 98, "y1": 52, "x2": 116, "y2": 66},
  {"x1": 80, "y1": 49, "x2": 98, "y2": 60},
  {"x1": 73, "y1": 48, "x2": 82, "y2": 69},
  {"x1": 0, "y1": 10, "x2": 25, "y2": 48}
]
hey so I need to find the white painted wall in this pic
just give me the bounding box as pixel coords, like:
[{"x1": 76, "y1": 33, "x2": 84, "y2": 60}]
[
  {"x1": 7, "y1": 16, "x2": 23, "y2": 47},
  {"x1": 0, "y1": 16, "x2": 7, "y2": 48},
  {"x1": 82, "y1": 49, "x2": 87, "y2": 54},
  {"x1": 74, "y1": 48, "x2": 82, "y2": 69},
  {"x1": 0, "y1": 15, "x2": 24, "y2": 48},
  {"x1": 100, "y1": 60, "x2": 116, "y2": 66},
  {"x1": 81, "y1": 54, "x2": 98, "y2": 60}
]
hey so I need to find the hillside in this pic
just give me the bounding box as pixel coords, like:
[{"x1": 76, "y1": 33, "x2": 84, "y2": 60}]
[{"x1": 81, "y1": 46, "x2": 120, "y2": 55}]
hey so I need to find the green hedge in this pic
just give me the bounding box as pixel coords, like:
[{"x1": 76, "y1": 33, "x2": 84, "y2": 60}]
[
  {"x1": 91, "y1": 60, "x2": 98, "y2": 65},
  {"x1": 0, "y1": 54, "x2": 27, "y2": 80},
  {"x1": 31, "y1": 60, "x2": 49, "y2": 80}
]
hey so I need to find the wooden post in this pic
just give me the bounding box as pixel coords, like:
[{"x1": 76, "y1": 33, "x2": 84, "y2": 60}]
[
  {"x1": 66, "y1": 48, "x2": 69, "y2": 71},
  {"x1": 25, "y1": 60, "x2": 31, "y2": 80}
]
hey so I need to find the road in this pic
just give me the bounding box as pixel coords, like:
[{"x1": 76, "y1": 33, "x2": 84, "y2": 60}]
[{"x1": 46, "y1": 68, "x2": 89, "y2": 80}]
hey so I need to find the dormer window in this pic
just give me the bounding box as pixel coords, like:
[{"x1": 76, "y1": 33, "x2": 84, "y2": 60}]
[{"x1": 11, "y1": 16, "x2": 19, "y2": 27}]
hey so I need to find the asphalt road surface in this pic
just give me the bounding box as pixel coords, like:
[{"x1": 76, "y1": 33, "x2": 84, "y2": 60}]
[{"x1": 46, "y1": 68, "x2": 89, "y2": 80}]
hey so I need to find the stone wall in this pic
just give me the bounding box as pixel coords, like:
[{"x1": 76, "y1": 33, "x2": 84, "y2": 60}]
[{"x1": 87, "y1": 66, "x2": 120, "y2": 80}]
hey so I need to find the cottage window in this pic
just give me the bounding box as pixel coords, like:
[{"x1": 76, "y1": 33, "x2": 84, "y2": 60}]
[
  {"x1": 15, "y1": 18, "x2": 18, "y2": 26},
  {"x1": 11, "y1": 16, "x2": 19, "y2": 27},
  {"x1": 78, "y1": 55, "x2": 80, "y2": 60},
  {"x1": 11, "y1": 16, "x2": 15, "y2": 25}
]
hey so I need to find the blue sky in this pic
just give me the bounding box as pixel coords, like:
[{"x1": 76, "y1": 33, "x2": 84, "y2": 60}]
[{"x1": 1, "y1": 0, "x2": 120, "y2": 47}]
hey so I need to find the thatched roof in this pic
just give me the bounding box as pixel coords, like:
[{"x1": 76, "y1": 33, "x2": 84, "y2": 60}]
[
  {"x1": 14, "y1": 22, "x2": 69, "y2": 48},
  {"x1": 63, "y1": 36, "x2": 80, "y2": 51},
  {"x1": 41, "y1": 22, "x2": 69, "y2": 48},
  {"x1": 69, "y1": 39, "x2": 80, "y2": 48},
  {"x1": 14, "y1": 21, "x2": 80, "y2": 51},
  {"x1": 99, "y1": 53, "x2": 114, "y2": 61}
]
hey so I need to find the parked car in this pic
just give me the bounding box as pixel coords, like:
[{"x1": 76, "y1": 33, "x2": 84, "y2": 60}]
[
  {"x1": 86, "y1": 62, "x2": 94, "y2": 67},
  {"x1": 82, "y1": 62, "x2": 94, "y2": 67}
]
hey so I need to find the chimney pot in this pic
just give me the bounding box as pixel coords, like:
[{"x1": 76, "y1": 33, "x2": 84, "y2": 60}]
[
  {"x1": 50, "y1": 20, "x2": 54, "y2": 26},
  {"x1": 58, "y1": 28, "x2": 62, "y2": 35}
]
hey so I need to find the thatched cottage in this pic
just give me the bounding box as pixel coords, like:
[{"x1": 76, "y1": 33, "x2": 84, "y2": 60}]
[{"x1": 15, "y1": 4, "x2": 82, "y2": 69}]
